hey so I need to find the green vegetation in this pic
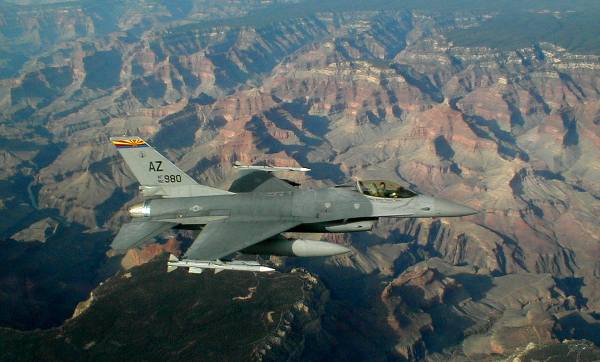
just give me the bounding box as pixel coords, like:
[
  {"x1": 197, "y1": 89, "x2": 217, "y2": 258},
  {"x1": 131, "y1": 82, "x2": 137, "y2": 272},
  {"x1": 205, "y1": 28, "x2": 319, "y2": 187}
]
[
  {"x1": 165, "y1": 0, "x2": 600, "y2": 32},
  {"x1": 0, "y1": 257, "x2": 318, "y2": 361},
  {"x1": 156, "y1": 0, "x2": 600, "y2": 55},
  {"x1": 447, "y1": 11, "x2": 600, "y2": 54}
]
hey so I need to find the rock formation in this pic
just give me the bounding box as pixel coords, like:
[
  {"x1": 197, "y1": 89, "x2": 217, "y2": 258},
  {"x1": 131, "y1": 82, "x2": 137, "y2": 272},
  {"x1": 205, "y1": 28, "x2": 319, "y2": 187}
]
[{"x1": 0, "y1": 1, "x2": 599, "y2": 360}]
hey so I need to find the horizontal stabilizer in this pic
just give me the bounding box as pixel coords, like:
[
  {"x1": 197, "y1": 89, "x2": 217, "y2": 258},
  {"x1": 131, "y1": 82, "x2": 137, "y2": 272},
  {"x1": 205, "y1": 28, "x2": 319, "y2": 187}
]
[{"x1": 111, "y1": 221, "x2": 175, "y2": 252}]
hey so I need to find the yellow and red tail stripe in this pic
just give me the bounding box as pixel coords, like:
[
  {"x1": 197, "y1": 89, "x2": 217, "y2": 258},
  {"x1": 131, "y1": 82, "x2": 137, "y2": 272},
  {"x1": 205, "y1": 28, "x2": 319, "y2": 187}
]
[{"x1": 111, "y1": 138, "x2": 148, "y2": 148}]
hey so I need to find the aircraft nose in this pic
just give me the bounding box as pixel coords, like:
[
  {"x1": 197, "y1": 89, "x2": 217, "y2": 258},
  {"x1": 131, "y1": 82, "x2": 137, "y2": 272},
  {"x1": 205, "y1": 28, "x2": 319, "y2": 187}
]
[{"x1": 433, "y1": 199, "x2": 478, "y2": 217}]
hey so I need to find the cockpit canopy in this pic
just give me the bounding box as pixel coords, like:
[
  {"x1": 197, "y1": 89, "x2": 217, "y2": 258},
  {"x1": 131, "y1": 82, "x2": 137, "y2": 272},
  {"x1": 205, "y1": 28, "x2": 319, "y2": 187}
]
[{"x1": 357, "y1": 180, "x2": 417, "y2": 199}]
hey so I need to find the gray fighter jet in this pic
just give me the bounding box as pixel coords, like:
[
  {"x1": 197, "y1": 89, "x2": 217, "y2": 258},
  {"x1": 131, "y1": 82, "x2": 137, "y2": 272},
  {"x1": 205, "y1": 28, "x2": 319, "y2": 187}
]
[{"x1": 110, "y1": 136, "x2": 477, "y2": 273}]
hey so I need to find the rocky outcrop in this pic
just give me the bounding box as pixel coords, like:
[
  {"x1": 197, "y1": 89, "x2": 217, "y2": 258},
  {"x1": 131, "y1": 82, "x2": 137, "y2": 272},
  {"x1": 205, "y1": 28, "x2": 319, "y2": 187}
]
[
  {"x1": 70, "y1": 291, "x2": 95, "y2": 320},
  {"x1": 506, "y1": 339, "x2": 600, "y2": 362},
  {"x1": 378, "y1": 258, "x2": 588, "y2": 360},
  {"x1": 10, "y1": 217, "x2": 59, "y2": 242},
  {"x1": 120, "y1": 238, "x2": 181, "y2": 270},
  {"x1": 1, "y1": 3, "x2": 600, "y2": 358},
  {"x1": 0, "y1": 257, "x2": 330, "y2": 361}
]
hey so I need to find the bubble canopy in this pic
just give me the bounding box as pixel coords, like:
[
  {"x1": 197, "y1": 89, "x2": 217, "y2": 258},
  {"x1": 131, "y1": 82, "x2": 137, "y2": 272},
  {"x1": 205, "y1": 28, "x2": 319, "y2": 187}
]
[{"x1": 357, "y1": 180, "x2": 418, "y2": 199}]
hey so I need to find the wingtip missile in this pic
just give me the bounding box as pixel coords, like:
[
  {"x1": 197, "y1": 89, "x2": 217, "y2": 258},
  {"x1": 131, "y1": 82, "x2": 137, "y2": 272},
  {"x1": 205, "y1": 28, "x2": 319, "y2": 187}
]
[{"x1": 233, "y1": 161, "x2": 310, "y2": 173}]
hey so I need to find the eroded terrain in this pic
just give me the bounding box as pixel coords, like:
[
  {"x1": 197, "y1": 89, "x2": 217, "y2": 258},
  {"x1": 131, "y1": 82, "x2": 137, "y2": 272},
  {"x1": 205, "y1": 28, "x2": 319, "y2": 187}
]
[{"x1": 1, "y1": 1, "x2": 600, "y2": 360}]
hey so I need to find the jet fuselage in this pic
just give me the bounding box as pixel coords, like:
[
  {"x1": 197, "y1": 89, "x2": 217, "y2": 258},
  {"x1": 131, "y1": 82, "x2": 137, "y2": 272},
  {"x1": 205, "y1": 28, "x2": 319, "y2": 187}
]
[
  {"x1": 131, "y1": 187, "x2": 476, "y2": 231},
  {"x1": 110, "y1": 136, "x2": 478, "y2": 268}
]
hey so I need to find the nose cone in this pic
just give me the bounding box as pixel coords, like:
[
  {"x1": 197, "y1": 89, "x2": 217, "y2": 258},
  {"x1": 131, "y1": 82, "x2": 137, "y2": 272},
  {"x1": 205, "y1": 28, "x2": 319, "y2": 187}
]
[
  {"x1": 319, "y1": 242, "x2": 352, "y2": 257},
  {"x1": 433, "y1": 199, "x2": 478, "y2": 217}
]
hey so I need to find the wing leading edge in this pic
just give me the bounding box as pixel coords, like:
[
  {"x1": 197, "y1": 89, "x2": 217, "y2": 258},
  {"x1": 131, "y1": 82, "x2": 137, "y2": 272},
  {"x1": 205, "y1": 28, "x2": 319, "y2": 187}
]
[{"x1": 184, "y1": 219, "x2": 300, "y2": 260}]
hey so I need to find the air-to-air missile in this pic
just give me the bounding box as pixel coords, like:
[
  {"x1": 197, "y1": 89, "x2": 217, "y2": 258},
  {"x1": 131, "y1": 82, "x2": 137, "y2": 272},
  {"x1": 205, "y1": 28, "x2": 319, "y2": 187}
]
[{"x1": 167, "y1": 254, "x2": 275, "y2": 274}]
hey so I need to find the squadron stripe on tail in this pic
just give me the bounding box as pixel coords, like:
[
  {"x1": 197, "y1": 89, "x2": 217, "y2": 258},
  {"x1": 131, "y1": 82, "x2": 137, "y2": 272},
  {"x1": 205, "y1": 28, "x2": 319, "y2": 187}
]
[{"x1": 111, "y1": 138, "x2": 149, "y2": 148}]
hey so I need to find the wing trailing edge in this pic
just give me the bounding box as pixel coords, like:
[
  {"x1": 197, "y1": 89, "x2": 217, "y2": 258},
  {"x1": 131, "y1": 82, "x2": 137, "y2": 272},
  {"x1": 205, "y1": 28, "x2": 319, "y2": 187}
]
[
  {"x1": 184, "y1": 219, "x2": 300, "y2": 260},
  {"x1": 111, "y1": 220, "x2": 176, "y2": 252}
]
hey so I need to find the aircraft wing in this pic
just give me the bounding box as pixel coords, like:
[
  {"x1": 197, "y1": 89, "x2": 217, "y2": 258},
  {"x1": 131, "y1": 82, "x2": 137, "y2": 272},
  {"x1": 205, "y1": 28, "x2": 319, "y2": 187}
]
[
  {"x1": 228, "y1": 163, "x2": 310, "y2": 193},
  {"x1": 184, "y1": 219, "x2": 299, "y2": 260},
  {"x1": 228, "y1": 170, "x2": 297, "y2": 192},
  {"x1": 111, "y1": 221, "x2": 176, "y2": 252}
]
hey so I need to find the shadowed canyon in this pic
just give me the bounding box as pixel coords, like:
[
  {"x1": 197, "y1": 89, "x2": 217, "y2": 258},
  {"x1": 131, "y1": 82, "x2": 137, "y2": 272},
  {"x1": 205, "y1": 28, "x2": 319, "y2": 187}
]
[{"x1": 1, "y1": 0, "x2": 600, "y2": 360}]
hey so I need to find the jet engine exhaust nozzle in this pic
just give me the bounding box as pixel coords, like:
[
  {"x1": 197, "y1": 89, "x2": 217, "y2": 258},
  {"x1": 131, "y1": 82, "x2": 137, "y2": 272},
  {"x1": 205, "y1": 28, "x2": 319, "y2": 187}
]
[{"x1": 128, "y1": 202, "x2": 151, "y2": 217}]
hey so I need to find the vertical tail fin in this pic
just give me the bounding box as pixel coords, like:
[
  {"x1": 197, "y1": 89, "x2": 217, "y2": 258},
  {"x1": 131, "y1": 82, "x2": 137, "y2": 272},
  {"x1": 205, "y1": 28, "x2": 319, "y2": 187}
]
[
  {"x1": 110, "y1": 136, "x2": 232, "y2": 197},
  {"x1": 111, "y1": 136, "x2": 198, "y2": 186}
]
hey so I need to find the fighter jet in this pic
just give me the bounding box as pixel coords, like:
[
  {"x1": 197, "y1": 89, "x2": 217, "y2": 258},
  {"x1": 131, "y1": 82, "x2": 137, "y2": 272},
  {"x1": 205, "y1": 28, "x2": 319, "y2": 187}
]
[{"x1": 110, "y1": 136, "x2": 477, "y2": 273}]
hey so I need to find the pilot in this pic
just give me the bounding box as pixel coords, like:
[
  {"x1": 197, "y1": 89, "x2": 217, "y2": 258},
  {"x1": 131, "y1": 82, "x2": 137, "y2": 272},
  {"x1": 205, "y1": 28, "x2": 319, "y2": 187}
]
[
  {"x1": 368, "y1": 183, "x2": 378, "y2": 197},
  {"x1": 377, "y1": 182, "x2": 386, "y2": 197}
]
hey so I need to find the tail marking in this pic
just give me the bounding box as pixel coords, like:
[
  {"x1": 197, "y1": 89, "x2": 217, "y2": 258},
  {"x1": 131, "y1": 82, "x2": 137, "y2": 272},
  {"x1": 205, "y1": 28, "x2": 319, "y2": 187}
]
[{"x1": 111, "y1": 138, "x2": 148, "y2": 148}]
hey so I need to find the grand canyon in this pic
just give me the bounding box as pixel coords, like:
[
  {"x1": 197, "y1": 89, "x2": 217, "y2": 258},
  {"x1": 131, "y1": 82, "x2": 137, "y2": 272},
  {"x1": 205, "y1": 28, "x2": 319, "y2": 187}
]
[{"x1": 1, "y1": 0, "x2": 600, "y2": 360}]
